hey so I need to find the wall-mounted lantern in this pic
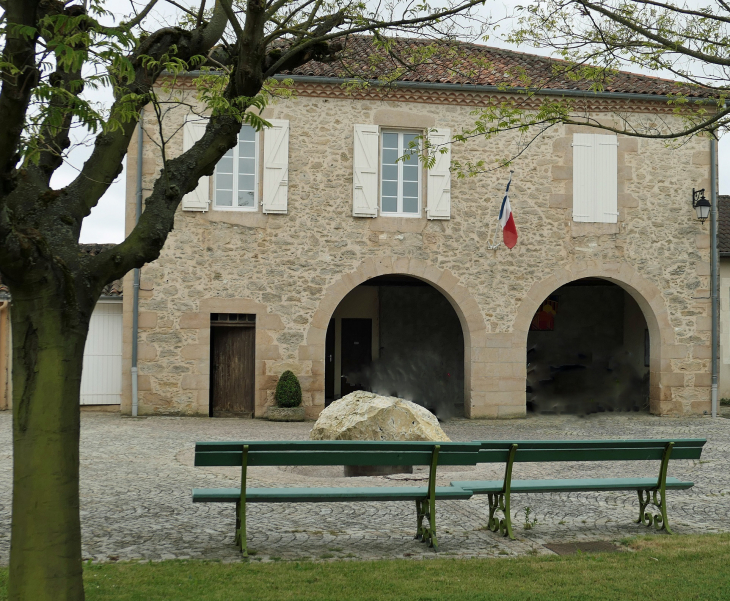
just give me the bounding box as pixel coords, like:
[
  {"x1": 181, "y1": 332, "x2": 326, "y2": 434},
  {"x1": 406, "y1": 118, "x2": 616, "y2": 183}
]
[{"x1": 692, "y1": 188, "x2": 711, "y2": 223}]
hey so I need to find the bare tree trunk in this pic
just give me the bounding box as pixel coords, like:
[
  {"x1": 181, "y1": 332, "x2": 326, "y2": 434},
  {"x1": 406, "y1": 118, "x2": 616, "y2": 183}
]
[{"x1": 8, "y1": 289, "x2": 90, "y2": 601}]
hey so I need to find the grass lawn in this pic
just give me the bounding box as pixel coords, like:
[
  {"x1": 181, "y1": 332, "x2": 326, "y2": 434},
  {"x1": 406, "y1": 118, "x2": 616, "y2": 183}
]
[{"x1": 1, "y1": 534, "x2": 729, "y2": 600}]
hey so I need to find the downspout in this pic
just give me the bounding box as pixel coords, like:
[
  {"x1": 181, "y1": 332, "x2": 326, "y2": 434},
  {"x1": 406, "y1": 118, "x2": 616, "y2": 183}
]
[
  {"x1": 131, "y1": 109, "x2": 143, "y2": 417},
  {"x1": 711, "y1": 136, "x2": 719, "y2": 418},
  {"x1": 0, "y1": 301, "x2": 8, "y2": 411}
]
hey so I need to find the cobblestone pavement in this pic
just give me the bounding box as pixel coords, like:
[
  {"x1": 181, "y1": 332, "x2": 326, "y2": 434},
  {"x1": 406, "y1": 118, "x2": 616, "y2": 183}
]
[{"x1": 0, "y1": 411, "x2": 728, "y2": 564}]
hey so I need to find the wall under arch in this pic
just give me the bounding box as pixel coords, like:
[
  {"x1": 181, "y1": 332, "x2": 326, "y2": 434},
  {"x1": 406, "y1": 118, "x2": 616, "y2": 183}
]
[
  {"x1": 303, "y1": 256, "x2": 489, "y2": 418},
  {"x1": 508, "y1": 261, "x2": 709, "y2": 416}
]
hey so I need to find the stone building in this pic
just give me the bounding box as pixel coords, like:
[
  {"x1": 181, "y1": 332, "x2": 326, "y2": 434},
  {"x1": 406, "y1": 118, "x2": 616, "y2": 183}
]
[{"x1": 110, "y1": 39, "x2": 713, "y2": 419}]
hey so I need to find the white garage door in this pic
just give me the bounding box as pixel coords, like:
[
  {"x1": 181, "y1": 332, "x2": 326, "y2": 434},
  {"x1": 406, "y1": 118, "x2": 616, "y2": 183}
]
[{"x1": 80, "y1": 301, "x2": 123, "y2": 405}]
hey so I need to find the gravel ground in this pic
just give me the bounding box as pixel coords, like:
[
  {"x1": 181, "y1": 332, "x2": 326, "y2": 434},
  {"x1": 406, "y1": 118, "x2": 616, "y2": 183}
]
[{"x1": 0, "y1": 411, "x2": 728, "y2": 564}]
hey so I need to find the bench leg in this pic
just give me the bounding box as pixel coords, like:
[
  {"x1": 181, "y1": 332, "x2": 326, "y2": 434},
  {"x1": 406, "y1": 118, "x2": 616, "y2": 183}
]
[
  {"x1": 487, "y1": 493, "x2": 515, "y2": 540},
  {"x1": 637, "y1": 489, "x2": 672, "y2": 534},
  {"x1": 415, "y1": 500, "x2": 425, "y2": 540},
  {"x1": 427, "y1": 496, "x2": 438, "y2": 551},
  {"x1": 235, "y1": 500, "x2": 248, "y2": 555},
  {"x1": 415, "y1": 499, "x2": 438, "y2": 551}
]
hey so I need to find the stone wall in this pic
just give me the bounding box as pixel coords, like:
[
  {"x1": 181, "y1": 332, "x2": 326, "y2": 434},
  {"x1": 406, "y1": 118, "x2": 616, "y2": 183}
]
[{"x1": 122, "y1": 82, "x2": 713, "y2": 418}]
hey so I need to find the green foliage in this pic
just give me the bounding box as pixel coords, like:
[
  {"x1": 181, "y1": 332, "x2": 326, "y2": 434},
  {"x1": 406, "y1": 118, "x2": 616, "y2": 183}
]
[
  {"x1": 522, "y1": 506, "x2": 538, "y2": 530},
  {"x1": 275, "y1": 370, "x2": 302, "y2": 408}
]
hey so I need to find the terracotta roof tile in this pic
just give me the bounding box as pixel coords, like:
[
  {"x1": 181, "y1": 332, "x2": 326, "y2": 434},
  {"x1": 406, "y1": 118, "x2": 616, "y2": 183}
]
[{"x1": 286, "y1": 36, "x2": 713, "y2": 97}]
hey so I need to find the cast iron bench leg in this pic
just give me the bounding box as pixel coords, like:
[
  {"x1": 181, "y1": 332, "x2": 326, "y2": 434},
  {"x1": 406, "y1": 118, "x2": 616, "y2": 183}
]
[
  {"x1": 487, "y1": 444, "x2": 517, "y2": 540},
  {"x1": 636, "y1": 442, "x2": 674, "y2": 534},
  {"x1": 415, "y1": 500, "x2": 426, "y2": 540}
]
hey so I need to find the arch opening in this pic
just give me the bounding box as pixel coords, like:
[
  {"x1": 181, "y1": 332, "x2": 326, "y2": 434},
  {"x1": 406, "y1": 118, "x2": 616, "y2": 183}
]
[
  {"x1": 324, "y1": 274, "x2": 465, "y2": 418},
  {"x1": 526, "y1": 277, "x2": 650, "y2": 415}
]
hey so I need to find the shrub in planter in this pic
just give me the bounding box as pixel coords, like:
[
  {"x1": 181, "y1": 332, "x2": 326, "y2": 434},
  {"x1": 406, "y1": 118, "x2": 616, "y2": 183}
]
[{"x1": 275, "y1": 370, "x2": 302, "y2": 408}]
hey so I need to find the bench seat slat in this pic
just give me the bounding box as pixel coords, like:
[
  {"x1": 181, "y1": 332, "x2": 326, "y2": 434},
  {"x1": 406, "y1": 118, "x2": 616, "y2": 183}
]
[
  {"x1": 192, "y1": 486, "x2": 473, "y2": 503},
  {"x1": 195, "y1": 450, "x2": 480, "y2": 467},
  {"x1": 451, "y1": 476, "x2": 694, "y2": 494},
  {"x1": 195, "y1": 441, "x2": 480, "y2": 452},
  {"x1": 476, "y1": 447, "x2": 703, "y2": 463},
  {"x1": 476, "y1": 439, "x2": 705, "y2": 450}
]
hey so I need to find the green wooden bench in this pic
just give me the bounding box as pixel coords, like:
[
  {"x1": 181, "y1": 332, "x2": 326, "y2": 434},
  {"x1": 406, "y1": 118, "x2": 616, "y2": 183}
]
[
  {"x1": 193, "y1": 440, "x2": 483, "y2": 555},
  {"x1": 450, "y1": 438, "x2": 706, "y2": 540}
]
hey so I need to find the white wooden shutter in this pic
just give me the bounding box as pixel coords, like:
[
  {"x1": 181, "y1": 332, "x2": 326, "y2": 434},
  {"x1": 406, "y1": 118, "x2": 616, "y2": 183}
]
[
  {"x1": 426, "y1": 128, "x2": 451, "y2": 219},
  {"x1": 595, "y1": 135, "x2": 619, "y2": 223},
  {"x1": 181, "y1": 116, "x2": 210, "y2": 211},
  {"x1": 572, "y1": 133, "x2": 618, "y2": 223},
  {"x1": 262, "y1": 119, "x2": 289, "y2": 214},
  {"x1": 353, "y1": 124, "x2": 379, "y2": 217}
]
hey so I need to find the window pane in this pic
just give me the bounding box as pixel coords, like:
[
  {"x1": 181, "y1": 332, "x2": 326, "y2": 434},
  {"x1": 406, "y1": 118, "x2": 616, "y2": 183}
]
[
  {"x1": 238, "y1": 174, "x2": 255, "y2": 193},
  {"x1": 382, "y1": 196, "x2": 397, "y2": 212},
  {"x1": 237, "y1": 190, "x2": 255, "y2": 207},
  {"x1": 239, "y1": 126, "x2": 256, "y2": 142},
  {"x1": 401, "y1": 151, "x2": 418, "y2": 165},
  {"x1": 216, "y1": 190, "x2": 233, "y2": 206},
  {"x1": 382, "y1": 164, "x2": 398, "y2": 181},
  {"x1": 382, "y1": 148, "x2": 399, "y2": 165},
  {"x1": 216, "y1": 155, "x2": 233, "y2": 174},
  {"x1": 239, "y1": 158, "x2": 256, "y2": 176},
  {"x1": 239, "y1": 141, "x2": 256, "y2": 159},
  {"x1": 403, "y1": 133, "x2": 420, "y2": 150},
  {"x1": 216, "y1": 173, "x2": 233, "y2": 190},
  {"x1": 403, "y1": 181, "x2": 419, "y2": 198},
  {"x1": 403, "y1": 196, "x2": 419, "y2": 213},
  {"x1": 381, "y1": 180, "x2": 397, "y2": 198},
  {"x1": 402, "y1": 164, "x2": 419, "y2": 181},
  {"x1": 382, "y1": 132, "x2": 398, "y2": 148}
]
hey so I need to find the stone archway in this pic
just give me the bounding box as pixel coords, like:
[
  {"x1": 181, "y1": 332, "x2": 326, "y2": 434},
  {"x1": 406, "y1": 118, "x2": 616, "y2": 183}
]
[
  {"x1": 302, "y1": 256, "x2": 488, "y2": 417},
  {"x1": 511, "y1": 262, "x2": 684, "y2": 416}
]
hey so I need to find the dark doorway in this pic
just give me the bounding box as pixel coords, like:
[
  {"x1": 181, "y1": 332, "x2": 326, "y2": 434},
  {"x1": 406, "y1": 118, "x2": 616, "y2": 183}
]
[
  {"x1": 325, "y1": 319, "x2": 335, "y2": 402},
  {"x1": 526, "y1": 279, "x2": 649, "y2": 414},
  {"x1": 209, "y1": 313, "x2": 256, "y2": 417},
  {"x1": 340, "y1": 318, "x2": 372, "y2": 396}
]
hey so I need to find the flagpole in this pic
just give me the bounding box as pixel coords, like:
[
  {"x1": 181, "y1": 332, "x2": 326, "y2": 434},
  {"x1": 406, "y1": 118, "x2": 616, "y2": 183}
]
[{"x1": 487, "y1": 170, "x2": 515, "y2": 250}]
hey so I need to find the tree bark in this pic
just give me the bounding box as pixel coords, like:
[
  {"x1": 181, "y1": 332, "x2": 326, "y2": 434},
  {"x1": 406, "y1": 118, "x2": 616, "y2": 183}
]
[{"x1": 8, "y1": 287, "x2": 91, "y2": 601}]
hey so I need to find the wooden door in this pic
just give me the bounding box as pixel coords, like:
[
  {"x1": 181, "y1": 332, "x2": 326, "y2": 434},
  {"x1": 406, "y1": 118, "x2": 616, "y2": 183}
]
[
  {"x1": 210, "y1": 325, "x2": 255, "y2": 417},
  {"x1": 340, "y1": 318, "x2": 372, "y2": 396},
  {"x1": 325, "y1": 319, "x2": 335, "y2": 403}
]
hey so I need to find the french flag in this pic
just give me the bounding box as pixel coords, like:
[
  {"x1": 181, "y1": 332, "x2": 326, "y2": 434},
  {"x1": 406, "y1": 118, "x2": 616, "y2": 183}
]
[{"x1": 498, "y1": 173, "x2": 518, "y2": 249}]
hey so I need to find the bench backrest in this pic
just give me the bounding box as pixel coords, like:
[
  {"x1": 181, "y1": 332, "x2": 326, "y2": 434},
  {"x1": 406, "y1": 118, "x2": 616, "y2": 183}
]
[
  {"x1": 194, "y1": 440, "x2": 483, "y2": 467},
  {"x1": 473, "y1": 439, "x2": 706, "y2": 463}
]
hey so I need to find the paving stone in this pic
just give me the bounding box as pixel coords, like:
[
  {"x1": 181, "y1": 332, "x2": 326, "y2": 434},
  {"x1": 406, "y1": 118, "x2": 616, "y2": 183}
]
[{"x1": 0, "y1": 412, "x2": 728, "y2": 565}]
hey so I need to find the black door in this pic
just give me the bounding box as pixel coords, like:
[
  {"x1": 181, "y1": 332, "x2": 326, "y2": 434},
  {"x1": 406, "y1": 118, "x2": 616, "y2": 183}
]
[
  {"x1": 325, "y1": 319, "x2": 335, "y2": 403},
  {"x1": 340, "y1": 318, "x2": 372, "y2": 396}
]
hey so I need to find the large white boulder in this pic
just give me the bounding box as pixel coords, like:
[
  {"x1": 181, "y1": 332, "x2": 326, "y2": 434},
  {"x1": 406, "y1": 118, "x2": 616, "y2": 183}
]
[{"x1": 309, "y1": 391, "x2": 450, "y2": 442}]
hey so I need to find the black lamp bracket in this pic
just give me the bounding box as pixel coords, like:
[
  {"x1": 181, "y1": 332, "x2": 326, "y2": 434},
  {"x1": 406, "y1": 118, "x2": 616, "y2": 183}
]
[{"x1": 692, "y1": 188, "x2": 707, "y2": 208}]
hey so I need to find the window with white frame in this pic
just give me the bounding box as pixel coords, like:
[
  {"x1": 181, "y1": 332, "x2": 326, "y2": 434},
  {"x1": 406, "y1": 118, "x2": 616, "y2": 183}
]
[
  {"x1": 380, "y1": 130, "x2": 421, "y2": 216},
  {"x1": 214, "y1": 125, "x2": 258, "y2": 210}
]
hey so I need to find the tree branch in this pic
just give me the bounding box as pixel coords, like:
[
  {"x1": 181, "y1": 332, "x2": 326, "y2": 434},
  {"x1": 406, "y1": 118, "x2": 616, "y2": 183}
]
[
  {"x1": 0, "y1": 0, "x2": 42, "y2": 195},
  {"x1": 121, "y1": 0, "x2": 160, "y2": 30},
  {"x1": 574, "y1": 0, "x2": 730, "y2": 67}
]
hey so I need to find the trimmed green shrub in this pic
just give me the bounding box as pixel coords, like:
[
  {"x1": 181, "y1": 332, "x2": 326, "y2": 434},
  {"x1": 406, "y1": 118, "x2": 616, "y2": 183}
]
[{"x1": 275, "y1": 370, "x2": 302, "y2": 408}]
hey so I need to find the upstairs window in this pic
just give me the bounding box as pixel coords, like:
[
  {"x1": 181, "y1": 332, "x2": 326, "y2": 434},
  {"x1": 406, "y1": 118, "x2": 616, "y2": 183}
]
[
  {"x1": 380, "y1": 131, "x2": 421, "y2": 216},
  {"x1": 214, "y1": 125, "x2": 258, "y2": 211}
]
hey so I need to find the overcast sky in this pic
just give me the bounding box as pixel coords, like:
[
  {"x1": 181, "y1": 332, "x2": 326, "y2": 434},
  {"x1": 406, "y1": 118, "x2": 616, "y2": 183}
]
[{"x1": 76, "y1": 1, "x2": 729, "y2": 243}]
